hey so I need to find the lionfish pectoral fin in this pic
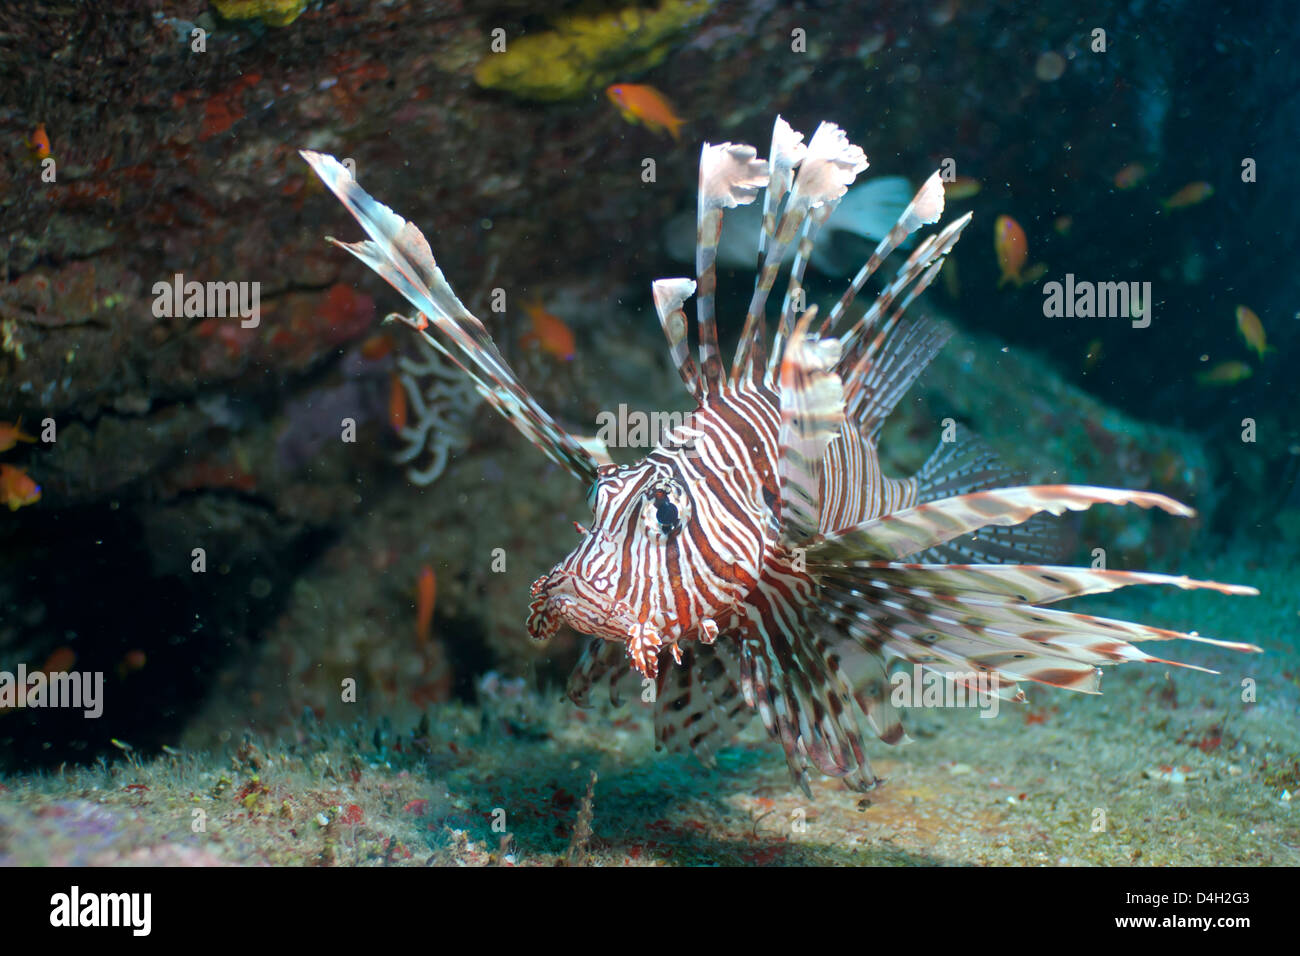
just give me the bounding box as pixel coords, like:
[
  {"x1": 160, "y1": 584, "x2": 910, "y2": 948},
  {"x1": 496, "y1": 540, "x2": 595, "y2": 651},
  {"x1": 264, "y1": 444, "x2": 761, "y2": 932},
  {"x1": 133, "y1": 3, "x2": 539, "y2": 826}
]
[
  {"x1": 776, "y1": 307, "x2": 845, "y2": 544},
  {"x1": 567, "y1": 637, "x2": 631, "y2": 709},
  {"x1": 653, "y1": 642, "x2": 752, "y2": 769},
  {"x1": 739, "y1": 616, "x2": 888, "y2": 795},
  {"x1": 301, "y1": 150, "x2": 600, "y2": 486},
  {"x1": 819, "y1": 560, "x2": 1259, "y2": 702},
  {"x1": 811, "y1": 484, "x2": 1259, "y2": 702},
  {"x1": 807, "y1": 484, "x2": 1197, "y2": 564}
]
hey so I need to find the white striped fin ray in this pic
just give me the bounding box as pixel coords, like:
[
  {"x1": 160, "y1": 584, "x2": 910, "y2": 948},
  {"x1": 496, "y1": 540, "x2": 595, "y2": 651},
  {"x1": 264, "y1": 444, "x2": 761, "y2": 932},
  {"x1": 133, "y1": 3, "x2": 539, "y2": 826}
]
[
  {"x1": 823, "y1": 170, "x2": 948, "y2": 337},
  {"x1": 731, "y1": 117, "x2": 807, "y2": 388},
  {"x1": 695, "y1": 142, "x2": 770, "y2": 395},
  {"x1": 777, "y1": 307, "x2": 845, "y2": 544},
  {"x1": 829, "y1": 562, "x2": 1259, "y2": 609},
  {"x1": 300, "y1": 150, "x2": 603, "y2": 485},
  {"x1": 818, "y1": 568, "x2": 1260, "y2": 696},
  {"x1": 837, "y1": 212, "x2": 971, "y2": 366},
  {"x1": 806, "y1": 484, "x2": 1196, "y2": 560},
  {"x1": 739, "y1": 616, "x2": 886, "y2": 796},
  {"x1": 651, "y1": 278, "x2": 701, "y2": 400},
  {"x1": 761, "y1": 122, "x2": 869, "y2": 388}
]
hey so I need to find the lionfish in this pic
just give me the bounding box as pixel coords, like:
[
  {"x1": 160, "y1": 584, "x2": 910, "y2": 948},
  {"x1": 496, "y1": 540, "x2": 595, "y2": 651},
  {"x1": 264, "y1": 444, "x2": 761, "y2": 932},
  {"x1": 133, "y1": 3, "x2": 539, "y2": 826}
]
[{"x1": 301, "y1": 116, "x2": 1259, "y2": 795}]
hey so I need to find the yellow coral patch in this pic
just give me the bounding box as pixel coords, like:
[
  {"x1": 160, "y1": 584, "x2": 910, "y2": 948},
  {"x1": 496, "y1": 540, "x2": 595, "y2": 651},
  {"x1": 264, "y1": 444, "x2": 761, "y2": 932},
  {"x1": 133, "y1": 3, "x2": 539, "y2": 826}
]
[
  {"x1": 212, "y1": 0, "x2": 308, "y2": 28},
  {"x1": 474, "y1": 0, "x2": 713, "y2": 101}
]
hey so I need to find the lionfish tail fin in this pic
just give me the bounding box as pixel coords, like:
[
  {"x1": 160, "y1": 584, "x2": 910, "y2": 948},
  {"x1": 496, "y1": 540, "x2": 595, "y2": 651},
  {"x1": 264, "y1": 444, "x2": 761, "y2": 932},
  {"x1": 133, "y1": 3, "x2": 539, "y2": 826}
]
[{"x1": 301, "y1": 150, "x2": 601, "y2": 485}]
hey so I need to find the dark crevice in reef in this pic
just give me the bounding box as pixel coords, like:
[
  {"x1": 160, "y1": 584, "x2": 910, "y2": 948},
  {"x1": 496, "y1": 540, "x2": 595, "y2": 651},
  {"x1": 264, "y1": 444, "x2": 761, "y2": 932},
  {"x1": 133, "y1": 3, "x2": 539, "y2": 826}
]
[{"x1": 0, "y1": 502, "x2": 332, "y2": 771}]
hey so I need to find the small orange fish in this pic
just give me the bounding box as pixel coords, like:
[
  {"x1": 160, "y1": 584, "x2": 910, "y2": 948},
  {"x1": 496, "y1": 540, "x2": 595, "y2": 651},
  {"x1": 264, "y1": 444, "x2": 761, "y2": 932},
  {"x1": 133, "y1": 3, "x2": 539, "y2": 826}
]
[
  {"x1": 0, "y1": 464, "x2": 40, "y2": 510},
  {"x1": 1235, "y1": 305, "x2": 1272, "y2": 359},
  {"x1": 1197, "y1": 360, "x2": 1252, "y2": 386},
  {"x1": 388, "y1": 373, "x2": 408, "y2": 433},
  {"x1": 360, "y1": 333, "x2": 395, "y2": 361},
  {"x1": 0, "y1": 417, "x2": 36, "y2": 452},
  {"x1": 26, "y1": 123, "x2": 51, "y2": 161},
  {"x1": 1162, "y1": 181, "x2": 1214, "y2": 210},
  {"x1": 994, "y1": 215, "x2": 1028, "y2": 287},
  {"x1": 1053, "y1": 215, "x2": 1073, "y2": 236},
  {"x1": 1112, "y1": 163, "x2": 1147, "y2": 190},
  {"x1": 945, "y1": 176, "x2": 981, "y2": 200},
  {"x1": 605, "y1": 84, "x2": 684, "y2": 141},
  {"x1": 42, "y1": 646, "x2": 76, "y2": 673},
  {"x1": 520, "y1": 301, "x2": 576, "y2": 362},
  {"x1": 416, "y1": 564, "x2": 436, "y2": 644}
]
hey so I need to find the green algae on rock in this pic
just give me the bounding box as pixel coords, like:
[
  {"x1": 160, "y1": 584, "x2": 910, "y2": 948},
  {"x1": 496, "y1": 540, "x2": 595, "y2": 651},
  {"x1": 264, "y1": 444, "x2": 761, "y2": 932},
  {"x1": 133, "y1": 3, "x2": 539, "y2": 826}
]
[
  {"x1": 474, "y1": 0, "x2": 714, "y2": 101},
  {"x1": 212, "y1": 0, "x2": 308, "y2": 28}
]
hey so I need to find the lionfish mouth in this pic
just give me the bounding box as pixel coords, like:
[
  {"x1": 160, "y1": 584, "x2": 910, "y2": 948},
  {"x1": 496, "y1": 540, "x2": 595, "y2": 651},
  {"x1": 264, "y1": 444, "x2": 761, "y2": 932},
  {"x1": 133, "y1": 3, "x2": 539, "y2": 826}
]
[{"x1": 527, "y1": 572, "x2": 667, "y2": 677}]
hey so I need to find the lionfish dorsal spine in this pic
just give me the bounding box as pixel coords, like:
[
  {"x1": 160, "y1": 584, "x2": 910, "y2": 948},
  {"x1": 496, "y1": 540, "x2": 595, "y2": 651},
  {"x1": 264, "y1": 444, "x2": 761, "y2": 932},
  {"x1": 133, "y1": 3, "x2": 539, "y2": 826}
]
[
  {"x1": 731, "y1": 116, "x2": 806, "y2": 388},
  {"x1": 651, "y1": 278, "x2": 703, "y2": 401},
  {"x1": 299, "y1": 149, "x2": 601, "y2": 485},
  {"x1": 694, "y1": 142, "x2": 770, "y2": 395},
  {"x1": 776, "y1": 305, "x2": 845, "y2": 544},
  {"x1": 758, "y1": 122, "x2": 868, "y2": 388}
]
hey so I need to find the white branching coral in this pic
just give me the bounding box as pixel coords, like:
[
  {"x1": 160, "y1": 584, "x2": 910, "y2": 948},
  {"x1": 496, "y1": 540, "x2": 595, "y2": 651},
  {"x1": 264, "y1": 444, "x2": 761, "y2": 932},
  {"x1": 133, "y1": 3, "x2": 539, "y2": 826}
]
[{"x1": 390, "y1": 320, "x2": 482, "y2": 486}]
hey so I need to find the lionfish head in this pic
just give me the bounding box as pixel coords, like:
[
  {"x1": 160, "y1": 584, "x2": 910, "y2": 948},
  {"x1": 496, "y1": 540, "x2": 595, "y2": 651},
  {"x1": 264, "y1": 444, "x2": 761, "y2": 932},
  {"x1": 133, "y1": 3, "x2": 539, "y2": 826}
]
[{"x1": 527, "y1": 429, "x2": 764, "y2": 680}]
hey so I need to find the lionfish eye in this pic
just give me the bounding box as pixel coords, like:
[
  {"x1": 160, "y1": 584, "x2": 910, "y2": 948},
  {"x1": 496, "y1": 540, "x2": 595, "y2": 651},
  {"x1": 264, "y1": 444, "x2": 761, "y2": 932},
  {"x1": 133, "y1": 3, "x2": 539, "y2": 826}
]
[
  {"x1": 643, "y1": 480, "x2": 689, "y2": 539},
  {"x1": 654, "y1": 495, "x2": 680, "y2": 535}
]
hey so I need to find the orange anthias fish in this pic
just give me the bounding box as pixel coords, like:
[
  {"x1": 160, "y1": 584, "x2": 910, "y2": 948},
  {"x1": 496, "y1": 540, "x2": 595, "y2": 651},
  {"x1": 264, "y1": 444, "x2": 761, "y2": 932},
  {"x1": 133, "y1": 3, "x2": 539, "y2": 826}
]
[
  {"x1": 1113, "y1": 162, "x2": 1147, "y2": 190},
  {"x1": 1162, "y1": 181, "x2": 1214, "y2": 210},
  {"x1": 388, "y1": 373, "x2": 408, "y2": 433},
  {"x1": 26, "y1": 123, "x2": 51, "y2": 161},
  {"x1": 416, "y1": 564, "x2": 436, "y2": 644},
  {"x1": 605, "y1": 84, "x2": 684, "y2": 141},
  {"x1": 1197, "y1": 360, "x2": 1252, "y2": 386},
  {"x1": 0, "y1": 418, "x2": 36, "y2": 453},
  {"x1": 1235, "y1": 305, "x2": 1273, "y2": 359},
  {"x1": 994, "y1": 215, "x2": 1028, "y2": 287},
  {"x1": 42, "y1": 646, "x2": 76, "y2": 673},
  {"x1": 520, "y1": 301, "x2": 576, "y2": 361},
  {"x1": 0, "y1": 464, "x2": 41, "y2": 510}
]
